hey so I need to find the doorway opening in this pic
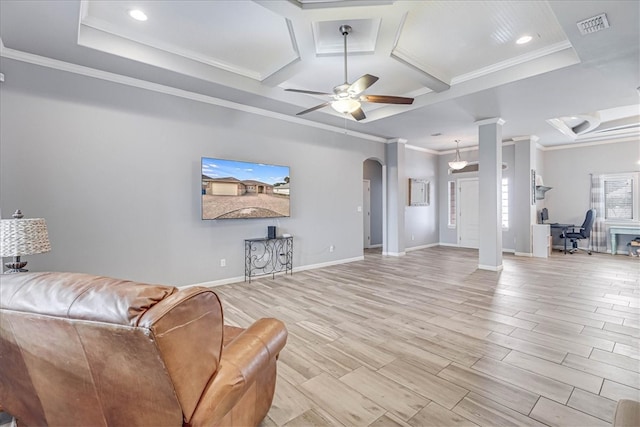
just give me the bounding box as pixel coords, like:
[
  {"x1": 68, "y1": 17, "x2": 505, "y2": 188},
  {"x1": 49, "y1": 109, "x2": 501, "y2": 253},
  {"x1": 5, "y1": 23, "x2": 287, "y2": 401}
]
[{"x1": 363, "y1": 159, "x2": 384, "y2": 251}]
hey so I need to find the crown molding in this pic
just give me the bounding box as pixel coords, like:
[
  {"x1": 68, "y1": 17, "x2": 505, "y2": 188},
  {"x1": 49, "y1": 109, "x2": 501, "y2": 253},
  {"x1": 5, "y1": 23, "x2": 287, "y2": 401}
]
[
  {"x1": 511, "y1": 135, "x2": 539, "y2": 143},
  {"x1": 0, "y1": 45, "x2": 389, "y2": 144},
  {"x1": 475, "y1": 117, "x2": 506, "y2": 126},
  {"x1": 406, "y1": 144, "x2": 438, "y2": 154},
  {"x1": 452, "y1": 41, "x2": 574, "y2": 85},
  {"x1": 539, "y1": 136, "x2": 640, "y2": 151}
]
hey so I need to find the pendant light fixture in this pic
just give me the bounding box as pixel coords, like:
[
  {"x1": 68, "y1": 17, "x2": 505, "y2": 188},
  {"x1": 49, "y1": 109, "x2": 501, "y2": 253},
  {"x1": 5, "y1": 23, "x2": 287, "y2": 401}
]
[{"x1": 448, "y1": 140, "x2": 468, "y2": 170}]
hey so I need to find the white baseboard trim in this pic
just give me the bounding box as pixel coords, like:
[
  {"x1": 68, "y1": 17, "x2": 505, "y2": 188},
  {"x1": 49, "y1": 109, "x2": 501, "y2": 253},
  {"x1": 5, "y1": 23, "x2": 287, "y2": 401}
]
[
  {"x1": 478, "y1": 264, "x2": 504, "y2": 271},
  {"x1": 406, "y1": 243, "x2": 439, "y2": 252},
  {"x1": 514, "y1": 252, "x2": 532, "y2": 257},
  {"x1": 188, "y1": 275, "x2": 246, "y2": 288},
  {"x1": 437, "y1": 243, "x2": 515, "y2": 255},
  {"x1": 367, "y1": 244, "x2": 383, "y2": 248},
  {"x1": 383, "y1": 251, "x2": 406, "y2": 257},
  {"x1": 185, "y1": 256, "x2": 365, "y2": 288},
  {"x1": 294, "y1": 256, "x2": 364, "y2": 272},
  {"x1": 438, "y1": 242, "x2": 460, "y2": 248}
]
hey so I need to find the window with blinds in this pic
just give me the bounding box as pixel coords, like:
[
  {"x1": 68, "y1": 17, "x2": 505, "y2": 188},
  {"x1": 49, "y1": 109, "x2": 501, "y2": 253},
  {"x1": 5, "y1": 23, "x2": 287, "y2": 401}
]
[
  {"x1": 502, "y1": 178, "x2": 509, "y2": 229},
  {"x1": 448, "y1": 181, "x2": 456, "y2": 227},
  {"x1": 604, "y1": 177, "x2": 633, "y2": 220}
]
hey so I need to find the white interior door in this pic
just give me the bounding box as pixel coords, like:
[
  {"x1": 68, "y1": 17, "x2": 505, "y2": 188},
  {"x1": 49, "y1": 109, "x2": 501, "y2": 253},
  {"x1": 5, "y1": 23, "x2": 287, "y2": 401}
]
[
  {"x1": 363, "y1": 179, "x2": 371, "y2": 248},
  {"x1": 458, "y1": 179, "x2": 479, "y2": 248}
]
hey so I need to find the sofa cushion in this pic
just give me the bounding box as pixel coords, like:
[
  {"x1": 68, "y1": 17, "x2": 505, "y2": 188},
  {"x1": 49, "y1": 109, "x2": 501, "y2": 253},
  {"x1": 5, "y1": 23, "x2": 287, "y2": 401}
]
[{"x1": 0, "y1": 272, "x2": 176, "y2": 326}]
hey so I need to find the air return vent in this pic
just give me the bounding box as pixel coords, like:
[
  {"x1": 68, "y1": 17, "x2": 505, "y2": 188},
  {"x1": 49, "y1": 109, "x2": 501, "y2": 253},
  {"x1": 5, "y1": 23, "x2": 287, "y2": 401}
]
[{"x1": 576, "y1": 13, "x2": 610, "y2": 35}]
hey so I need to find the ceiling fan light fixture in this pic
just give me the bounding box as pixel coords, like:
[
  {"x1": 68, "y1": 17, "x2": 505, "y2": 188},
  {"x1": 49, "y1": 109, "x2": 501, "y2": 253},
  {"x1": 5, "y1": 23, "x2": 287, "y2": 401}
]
[
  {"x1": 286, "y1": 24, "x2": 413, "y2": 121},
  {"x1": 331, "y1": 99, "x2": 361, "y2": 114},
  {"x1": 448, "y1": 140, "x2": 468, "y2": 170},
  {"x1": 128, "y1": 9, "x2": 148, "y2": 21}
]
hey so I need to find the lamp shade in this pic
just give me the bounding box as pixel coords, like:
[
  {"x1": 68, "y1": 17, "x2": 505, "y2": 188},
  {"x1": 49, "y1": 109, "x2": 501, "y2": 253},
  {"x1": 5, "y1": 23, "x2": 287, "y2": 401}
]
[
  {"x1": 448, "y1": 160, "x2": 468, "y2": 170},
  {"x1": 448, "y1": 140, "x2": 468, "y2": 170},
  {"x1": 0, "y1": 217, "x2": 51, "y2": 257}
]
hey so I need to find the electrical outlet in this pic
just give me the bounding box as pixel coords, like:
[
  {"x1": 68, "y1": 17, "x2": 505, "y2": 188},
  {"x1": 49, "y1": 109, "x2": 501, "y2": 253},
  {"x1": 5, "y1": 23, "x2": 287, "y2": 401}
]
[
  {"x1": 329, "y1": 245, "x2": 335, "y2": 252},
  {"x1": 411, "y1": 235, "x2": 415, "y2": 241},
  {"x1": 220, "y1": 259, "x2": 226, "y2": 267}
]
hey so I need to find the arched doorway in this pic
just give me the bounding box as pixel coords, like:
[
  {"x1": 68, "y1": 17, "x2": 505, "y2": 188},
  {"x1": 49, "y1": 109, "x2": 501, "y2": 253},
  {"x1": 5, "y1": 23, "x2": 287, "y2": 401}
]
[{"x1": 363, "y1": 158, "x2": 384, "y2": 251}]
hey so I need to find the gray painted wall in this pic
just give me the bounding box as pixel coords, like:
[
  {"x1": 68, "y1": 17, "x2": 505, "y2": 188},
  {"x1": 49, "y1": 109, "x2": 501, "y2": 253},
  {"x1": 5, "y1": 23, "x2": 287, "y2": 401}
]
[
  {"x1": 363, "y1": 159, "x2": 383, "y2": 246},
  {"x1": 0, "y1": 59, "x2": 385, "y2": 286},
  {"x1": 405, "y1": 148, "x2": 439, "y2": 248},
  {"x1": 542, "y1": 140, "x2": 640, "y2": 252}
]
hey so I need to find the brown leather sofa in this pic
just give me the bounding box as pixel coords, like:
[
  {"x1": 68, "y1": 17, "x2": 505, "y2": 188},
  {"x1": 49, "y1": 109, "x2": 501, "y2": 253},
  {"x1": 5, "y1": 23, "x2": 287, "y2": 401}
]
[
  {"x1": 613, "y1": 399, "x2": 640, "y2": 427},
  {"x1": 0, "y1": 272, "x2": 287, "y2": 426}
]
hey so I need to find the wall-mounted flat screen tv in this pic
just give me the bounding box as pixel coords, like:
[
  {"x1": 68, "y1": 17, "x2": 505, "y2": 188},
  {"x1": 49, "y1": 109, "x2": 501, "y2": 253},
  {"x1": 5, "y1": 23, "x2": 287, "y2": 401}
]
[{"x1": 201, "y1": 157, "x2": 290, "y2": 220}]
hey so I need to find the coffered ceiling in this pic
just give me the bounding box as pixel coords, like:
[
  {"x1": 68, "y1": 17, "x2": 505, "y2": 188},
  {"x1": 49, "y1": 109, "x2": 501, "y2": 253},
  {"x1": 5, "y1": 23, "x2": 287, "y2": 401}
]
[{"x1": 0, "y1": 0, "x2": 638, "y2": 151}]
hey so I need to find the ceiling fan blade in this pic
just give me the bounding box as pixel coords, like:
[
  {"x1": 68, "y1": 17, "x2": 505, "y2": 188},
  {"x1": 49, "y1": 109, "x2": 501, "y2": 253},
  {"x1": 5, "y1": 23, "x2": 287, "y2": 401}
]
[
  {"x1": 285, "y1": 88, "x2": 332, "y2": 96},
  {"x1": 348, "y1": 74, "x2": 379, "y2": 95},
  {"x1": 296, "y1": 102, "x2": 331, "y2": 116},
  {"x1": 362, "y1": 95, "x2": 414, "y2": 105},
  {"x1": 351, "y1": 108, "x2": 366, "y2": 121}
]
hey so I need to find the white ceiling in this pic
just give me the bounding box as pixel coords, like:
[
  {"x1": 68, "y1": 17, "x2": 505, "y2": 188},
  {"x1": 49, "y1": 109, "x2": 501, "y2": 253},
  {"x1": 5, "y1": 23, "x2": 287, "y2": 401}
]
[{"x1": 0, "y1": 0, "x2": 638, "y2": 151}]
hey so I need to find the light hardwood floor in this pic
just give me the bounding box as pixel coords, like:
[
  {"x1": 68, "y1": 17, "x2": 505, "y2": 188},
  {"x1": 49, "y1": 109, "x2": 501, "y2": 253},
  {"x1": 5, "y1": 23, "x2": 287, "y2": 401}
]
[{"x1": 214, "y1": 247, "x2": 640, "y2": 427}]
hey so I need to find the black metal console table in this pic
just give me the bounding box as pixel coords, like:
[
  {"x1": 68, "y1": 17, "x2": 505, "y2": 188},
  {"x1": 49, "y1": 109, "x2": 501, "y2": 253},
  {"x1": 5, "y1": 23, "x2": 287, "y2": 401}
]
[{"x1": 244, "y1": 236, "x2": 293, "y2": 282}]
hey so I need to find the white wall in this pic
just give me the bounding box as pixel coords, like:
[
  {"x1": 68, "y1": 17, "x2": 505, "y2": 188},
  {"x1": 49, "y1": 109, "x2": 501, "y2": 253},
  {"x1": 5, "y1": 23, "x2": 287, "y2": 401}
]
[
  {"x1": 542, "y1": 140, "x2": 640, "y2": 251},
  {"x1": 405, "y1": 147, "x2": 439, "y2": 249},
  {"x1": 0, "y1": 59, "x2": 385, "y2": 286}
]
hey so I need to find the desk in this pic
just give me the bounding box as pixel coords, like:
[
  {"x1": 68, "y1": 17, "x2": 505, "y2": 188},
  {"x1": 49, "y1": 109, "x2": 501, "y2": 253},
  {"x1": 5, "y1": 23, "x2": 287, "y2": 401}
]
[
  {"x1": 610, "y1": 226, "x2": 640, "y2": 255},
  {"x1": 550, "y1": 223, "x2": 575, "y2": 254}
]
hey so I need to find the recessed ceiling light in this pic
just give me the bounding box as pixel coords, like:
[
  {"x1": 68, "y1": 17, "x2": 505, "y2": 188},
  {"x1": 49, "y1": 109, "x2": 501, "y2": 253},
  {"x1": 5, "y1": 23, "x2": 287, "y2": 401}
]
[
  {"x1": 516, "y1": 35, "x2": 532, "y2": 45},
  {"x1": 129, "y1": 9, "x2": 147, "y2": 21}
]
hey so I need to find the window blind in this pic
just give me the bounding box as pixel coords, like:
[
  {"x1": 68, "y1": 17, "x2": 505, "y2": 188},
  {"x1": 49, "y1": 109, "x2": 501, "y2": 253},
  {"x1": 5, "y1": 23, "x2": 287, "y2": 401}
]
[{"x1": 604, "y1": 178, "x2": 633, "y2": 220}]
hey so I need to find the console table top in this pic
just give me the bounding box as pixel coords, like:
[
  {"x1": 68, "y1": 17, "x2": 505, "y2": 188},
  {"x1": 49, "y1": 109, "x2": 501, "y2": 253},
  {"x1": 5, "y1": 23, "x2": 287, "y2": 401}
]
[{"x1": 245, "y1": 236, "x2": 293, "y2": 242}]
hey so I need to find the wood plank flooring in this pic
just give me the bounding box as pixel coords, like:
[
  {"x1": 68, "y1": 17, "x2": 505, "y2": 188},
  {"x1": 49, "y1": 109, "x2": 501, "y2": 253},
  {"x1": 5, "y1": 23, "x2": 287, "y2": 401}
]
[{"x1": 212, "y1": 247, "x2": 640, "y2": 427}]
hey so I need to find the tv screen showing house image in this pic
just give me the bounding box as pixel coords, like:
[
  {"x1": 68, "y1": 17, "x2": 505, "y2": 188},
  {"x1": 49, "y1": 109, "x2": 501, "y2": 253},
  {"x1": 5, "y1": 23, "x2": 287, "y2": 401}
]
[{"x1": 201, "y1": 157, "x2": 290, "y2": 220}]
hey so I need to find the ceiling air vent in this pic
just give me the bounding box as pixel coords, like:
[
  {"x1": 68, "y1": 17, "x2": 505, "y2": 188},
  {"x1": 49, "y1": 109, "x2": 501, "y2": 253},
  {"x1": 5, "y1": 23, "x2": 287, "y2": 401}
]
[{"x1": 576, "y1": 13, "x2": 610, "y2": 35}]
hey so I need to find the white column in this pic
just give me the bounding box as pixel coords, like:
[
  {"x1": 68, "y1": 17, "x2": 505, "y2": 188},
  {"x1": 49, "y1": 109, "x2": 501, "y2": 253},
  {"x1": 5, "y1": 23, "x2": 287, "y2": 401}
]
[
  {"x1": 476, "y1": 118, "x2": 505, "y2": 271},
  {"x1": 513, "y1": 136, "x2": 539, "y2": 256},
  {"x1": 385, "y1": 138, "x2": 406, "y2": 256}
]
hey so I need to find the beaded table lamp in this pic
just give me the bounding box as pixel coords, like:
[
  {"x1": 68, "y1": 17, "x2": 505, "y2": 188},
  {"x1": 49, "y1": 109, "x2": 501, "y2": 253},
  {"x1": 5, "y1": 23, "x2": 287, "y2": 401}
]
[{"x1": 0, "y1": 210, "x2": 51, "y2": 273}]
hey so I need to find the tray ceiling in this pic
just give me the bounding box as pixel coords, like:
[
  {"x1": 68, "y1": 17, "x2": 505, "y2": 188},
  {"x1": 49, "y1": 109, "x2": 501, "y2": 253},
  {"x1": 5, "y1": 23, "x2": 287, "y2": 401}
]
[
  {"x1": 76, "y1": 0, "x2": 579, "y2": 123},
  {"x1": 0, "y1": 0, "x2": 638, "y2": 150}
]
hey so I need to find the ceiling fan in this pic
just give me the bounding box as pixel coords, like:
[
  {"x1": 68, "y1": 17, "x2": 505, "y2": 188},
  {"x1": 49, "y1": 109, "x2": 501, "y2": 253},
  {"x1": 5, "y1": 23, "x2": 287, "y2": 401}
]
[{"x1": 285, "y1": 25, "x2": 414, "y2": 121}]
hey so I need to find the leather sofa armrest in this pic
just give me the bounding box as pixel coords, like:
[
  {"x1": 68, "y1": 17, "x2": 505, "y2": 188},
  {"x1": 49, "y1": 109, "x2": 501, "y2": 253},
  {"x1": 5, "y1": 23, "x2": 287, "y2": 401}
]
[
  {"x1": 189, "y1": 318, "x2": 287, "y2": 426},
  {"x1": 613, "y1": 399, "x2": 640, "y2": 427}
]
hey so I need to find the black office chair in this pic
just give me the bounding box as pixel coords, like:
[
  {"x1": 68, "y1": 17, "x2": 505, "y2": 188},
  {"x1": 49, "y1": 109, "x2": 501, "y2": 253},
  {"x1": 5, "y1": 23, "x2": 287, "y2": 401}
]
[{"x1": 561, "y1": 209, "x2": 596, "y2": 255}]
